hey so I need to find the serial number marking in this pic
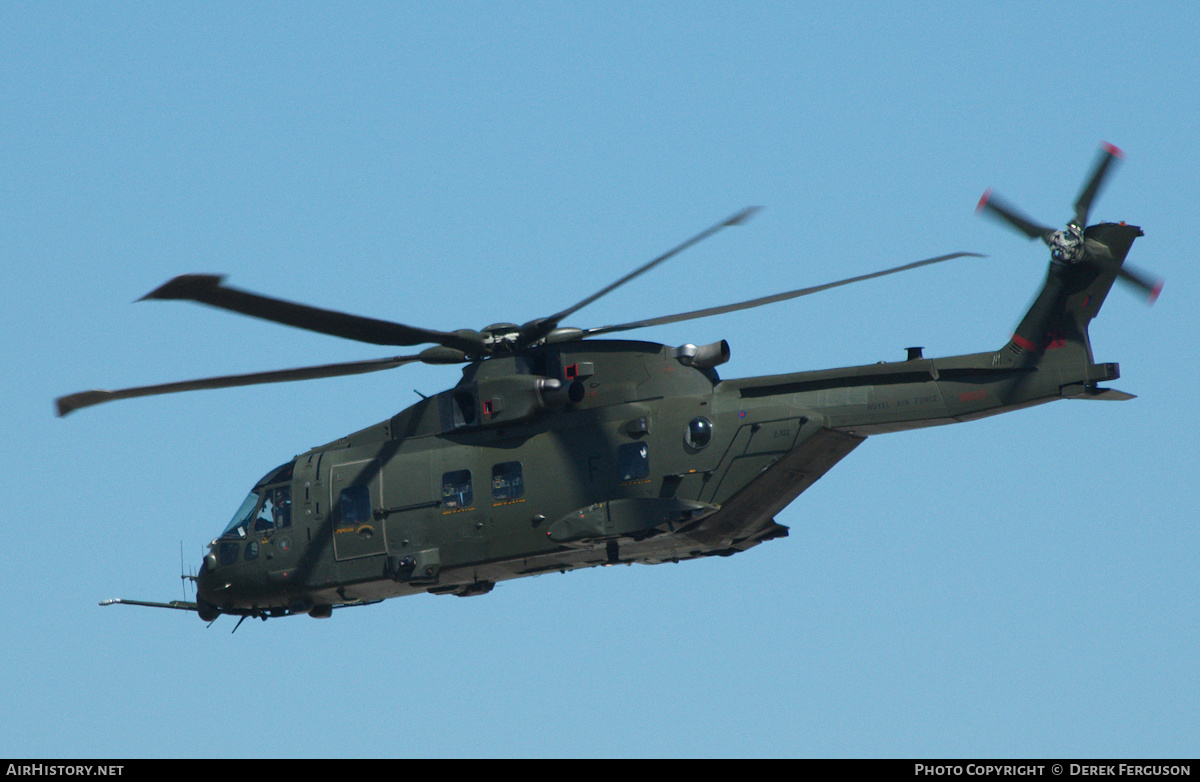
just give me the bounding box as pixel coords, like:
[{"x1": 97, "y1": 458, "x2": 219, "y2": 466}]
[{"x1": 871, "y1": 395, "x2": 943, "y2": 412}]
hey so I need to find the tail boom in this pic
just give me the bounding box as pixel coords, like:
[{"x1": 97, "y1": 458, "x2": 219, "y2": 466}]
[{"x1": 727, "y1": 223, "x2": 1143, "y2": 436}]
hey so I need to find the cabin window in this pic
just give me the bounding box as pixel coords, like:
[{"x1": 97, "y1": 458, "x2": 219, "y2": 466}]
[
  {"x1": 684, "y1": 416, "x2": 714, "y2": 450},
  {"x1": 244, "y1": 541, "x2": 259, "y2": 561},
  {"x1": 338, "y1": 485, "x2": 373, "y2": 526},
  {"x1": 618, "y1": 442, "x2": 650, "y2": 481},
  {"x1": 442, "y1": 470, "x2": 473, "y2": 509},
  {"x1": 492, "y1": 461, "x2": 524, "y2": 501}
]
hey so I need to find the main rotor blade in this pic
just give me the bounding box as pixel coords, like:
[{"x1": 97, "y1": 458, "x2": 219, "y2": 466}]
[
  {"x1": 520, "y1": 207, "x2": 761, "y2": 345},
  {"x1": 976, "y1": 190, "x2": 1055, "y2": 243},
  {"x1": 579, "y1": 251, "x2": 983, "y2": 337},
  {"x1": 55, "y1": 354, "x2": 425, "y2": 416},
  {"x1": 1073, "y1": 142, "x2": 1123, "y2": 229},
  {"x1": 141, "y1": 275, "x2": 486, "y2": 354}
]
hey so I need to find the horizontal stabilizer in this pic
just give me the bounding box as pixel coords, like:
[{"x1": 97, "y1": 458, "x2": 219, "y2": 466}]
[{"x1": 1060, "y1": 385, "x2": 1137, "y2": 401}]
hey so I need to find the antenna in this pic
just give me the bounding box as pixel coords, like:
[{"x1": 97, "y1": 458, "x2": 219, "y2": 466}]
[{"x1": 179, "y1": 541, "x2": 198, "y2": 602}]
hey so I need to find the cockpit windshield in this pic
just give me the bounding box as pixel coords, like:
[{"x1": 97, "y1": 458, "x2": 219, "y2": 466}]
[
  {"x1": 220, "y1": 461, "x2": 294, "y2": 538},
  {"x1": 222, "y1": 491, "x2": 259, "y2": 538}
]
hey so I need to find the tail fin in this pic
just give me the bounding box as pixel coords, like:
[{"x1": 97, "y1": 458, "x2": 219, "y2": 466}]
[{"x1": 998, "y1": 222, "x2": 1144, "y2": 396}]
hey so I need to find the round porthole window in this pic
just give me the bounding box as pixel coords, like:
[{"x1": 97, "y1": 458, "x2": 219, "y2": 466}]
[{"x1": 684, "y1": 416, "x2": 713, "y2": 449}]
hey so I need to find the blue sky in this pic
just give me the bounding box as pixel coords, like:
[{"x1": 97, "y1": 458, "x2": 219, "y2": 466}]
[{"x1": 4, "y1": 1, "x2": 1198, "y2": 758}]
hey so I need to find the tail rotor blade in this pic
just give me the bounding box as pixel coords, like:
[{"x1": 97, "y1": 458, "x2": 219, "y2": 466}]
[
  {"x1": 976, "y1": 189, "x2": 1055, "y2": 243},
  {"x1": 1116, "y1": 264, "x2": 1163, "y2": 304},
  {"x1": 1073, "y1": 142, "x2": 1123, "y2": 229}
]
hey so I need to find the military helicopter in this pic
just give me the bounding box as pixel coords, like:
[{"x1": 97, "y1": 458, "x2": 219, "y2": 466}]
[{"x1": 61, "y1": 143, "x2": 1159, "y2": 626}]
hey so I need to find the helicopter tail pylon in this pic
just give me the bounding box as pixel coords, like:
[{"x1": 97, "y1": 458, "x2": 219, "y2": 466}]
[
  {"x1": 975, "y1": 143, "x2": 1161, "y2": 393},
  {"x1": 996, "y1": 221, "x2": 1144, "y2": 400}
]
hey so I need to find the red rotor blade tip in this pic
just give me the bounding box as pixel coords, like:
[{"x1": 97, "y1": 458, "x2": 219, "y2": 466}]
[
  {"x1": 1101, "y1": 141, "x2": 1125, "y2": 159},
  {"x1": 1149, "y1": 279, "x2": 1163, "y2": 305},
  {"x1": 976, "y1": 188, "x2": 992, "y2": 214}
]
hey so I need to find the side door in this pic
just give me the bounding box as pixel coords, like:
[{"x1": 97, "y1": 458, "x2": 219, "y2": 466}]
[
  {"x1": 429, "y1": 446, "x2": 487, "y2": 564},
  {"x1": 330, "y1": 459, "x2": 385, "y2": 561}
]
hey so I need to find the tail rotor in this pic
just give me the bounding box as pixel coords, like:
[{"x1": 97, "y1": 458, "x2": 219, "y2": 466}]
[{"x1": 977, "y1": 142, "x2": 1162, "y2": 303}]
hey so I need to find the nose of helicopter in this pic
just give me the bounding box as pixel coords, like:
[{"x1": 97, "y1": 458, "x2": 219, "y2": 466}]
[{"x1": 194, "y1": 553, "x2": 222, "y2": 622}]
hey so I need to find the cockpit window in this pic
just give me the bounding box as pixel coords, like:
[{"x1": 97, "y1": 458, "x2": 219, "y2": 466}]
[
  {"x1": 254, "y1": 485, "x2": 292, "y2": 532},
  {"x1": 257, "y1": 460, "x2": 294, "y2": 489},
  {"x1": 222, "y1": 485, "x2": 292, "y2": 538},
  {"x1": 221, "y1": 461, "x2": 295, "y2": 538},
  {"x1": 222, "y1": 491, "x2": 259, "y2": 538}
]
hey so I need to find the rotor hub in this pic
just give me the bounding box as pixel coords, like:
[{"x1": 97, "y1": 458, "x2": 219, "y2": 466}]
[
  {"x1": 480, "y1": 323, "x2": 522, "y2": 353},
  {"x1": 1049, "y1": 225, "x2": 1086, "y2": 265}
]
